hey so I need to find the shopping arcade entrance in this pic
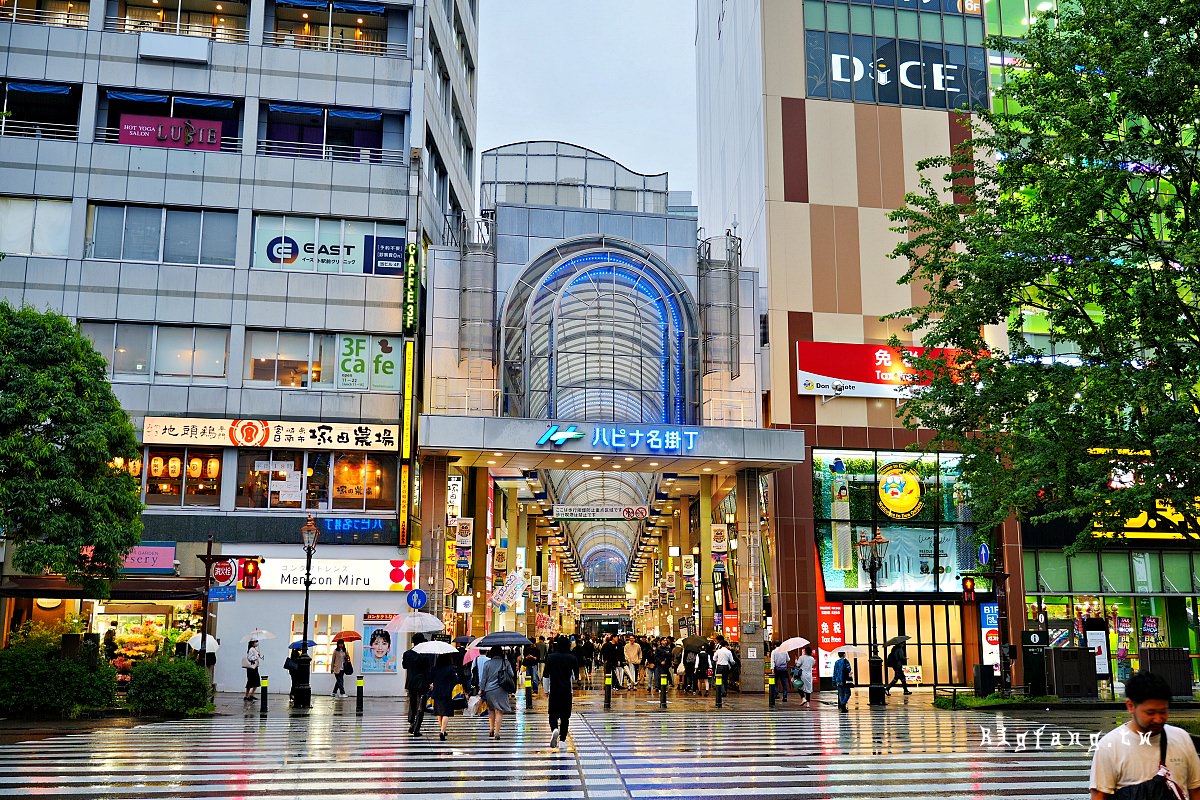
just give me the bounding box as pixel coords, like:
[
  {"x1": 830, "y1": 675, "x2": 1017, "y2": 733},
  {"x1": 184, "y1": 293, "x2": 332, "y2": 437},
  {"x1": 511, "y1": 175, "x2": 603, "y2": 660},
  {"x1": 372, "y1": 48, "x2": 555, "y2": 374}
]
[{"x1": 416, "y1": 414, "x2": 805, "y2": 691}]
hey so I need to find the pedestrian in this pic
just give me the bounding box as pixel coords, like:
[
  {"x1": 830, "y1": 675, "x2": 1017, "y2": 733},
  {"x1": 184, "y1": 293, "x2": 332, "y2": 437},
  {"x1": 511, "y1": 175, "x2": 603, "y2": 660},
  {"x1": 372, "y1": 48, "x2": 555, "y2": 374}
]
[
  {"x1": 795, "y1": 646, "x2": 816, "y2": 706},
  {"x1": 402, "y1": 633, "x2": 432, "y2": 736},
  {"x1": 331, "y1": 640, "x2": 349, "y2": 698},
  {"x1": 575, "y1": 636, "x2": 595, "y2": 689},
  {"x1": 833, "y1": 650, "x2": 853, "y2": 712},
  {"x1": 543, "y1": 636, "x2": 578, "y2": 748},
  {"x1": 283, "y1": 648, "x2": 300, "y2": 701},
  {"x1": 428, "y1": 652, "x2": 459, "y2": 742},
  {"x1": 624, "y1": 635, "x2": 641, "y2": 689},
  {"x1": 241, "y1": 639, "x2": 262, "y2": 702},
  {"x1": 770, "y1": 642, "x2": 791, "y2": 702},
  {"x1": 522, "y1": 644, "x2": 540, "y2": 694},
  {"x1": 1090, "y1": 671, "x2": 1200, "y2": 799},
  {"x1": 601, "y1": 634, "x2": 621, "y2": 688},
  {"x1": 535, "y1": 635, "x2": 549, "y2": 690},
  {"x1": 695, "y1": 644, "x2": 713, "y2": 697},
  {"x1": 480, "y1": 645, "x2": 516, "y2": 739},
  {"x1": 683, "y1": 645, "x2": 698, "y2": 694},
  {"x1": 103, "y1": 621, "x2": 119, "y2": 662},
  {"x1": 885, "y1": 644, "x2": 912, "y2": 695},
  {"x1": 714, "y1": 637, "x2": 735, "y2": 702}
]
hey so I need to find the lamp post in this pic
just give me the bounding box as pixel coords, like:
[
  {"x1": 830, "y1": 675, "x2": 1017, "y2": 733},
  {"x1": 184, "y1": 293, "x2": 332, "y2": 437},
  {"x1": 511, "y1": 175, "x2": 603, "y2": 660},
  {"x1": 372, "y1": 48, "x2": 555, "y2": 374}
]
[
  {"x1": 856, "y1": 530, "x2": 889, "y2": 706},
  {"x1": 293, "y1": 514, "x2": 319, "y2": 710}
]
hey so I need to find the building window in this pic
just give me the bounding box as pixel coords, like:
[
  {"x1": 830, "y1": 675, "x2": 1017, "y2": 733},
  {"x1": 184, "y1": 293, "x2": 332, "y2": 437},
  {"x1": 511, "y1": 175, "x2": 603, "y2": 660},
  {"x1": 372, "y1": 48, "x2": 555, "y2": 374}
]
[
  {"x1": 98, "y1": 90, "x2": 242, "y2": 153},
  {"x1": 244, "y1": 330, "x2": 403, "y2": 391},
  {"x1": 81, "y1": 322, "x2": 229, "y2": 382},
  {"x1": 87, "y1": 205, "x2": 238, "y2": 266},
  {"x1": 251, "y1": 214, "x2": 406, "y2": 274},
  {"x1": 266, "y1": 0, "x2": 400, "y2": 57},
  {"x1": 0, "y1": 197, "x2": 72, "y2": 257},
  {"x1": 2, "y1": 0, "x2": 89, "y2": 27},
  {"x1": 144, "y1": 446, "x2": 223, "y2": 506},
  {"x1": 236, "y1": 449, "x2": 398, "y2": 510},
  {"x1": 1, "y1": 81, "x2": 81, "y2": 139},
  {"x1": 111, "y1": 0, "x2": 248, "y2": 41},
  {"x1": 260, "y1": 103, "x2": 402, "y2": 165}
]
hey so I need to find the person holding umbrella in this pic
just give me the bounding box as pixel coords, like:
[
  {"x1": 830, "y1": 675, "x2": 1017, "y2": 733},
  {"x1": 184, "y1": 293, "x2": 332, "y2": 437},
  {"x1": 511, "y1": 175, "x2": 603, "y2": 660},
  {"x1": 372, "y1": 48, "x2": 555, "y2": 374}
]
[
  {"x1": 543, "y1": 636, "x2": 578, "y2": 748},
  {"x1": 479, "y1": 645, "x2": 516, "y2": 739},
  {"x1": 428, "y1": 651, "x2": 460, "y2": 741},
  {"x1": 795, "y1": 646, "x2": 817, "y2": 706},
  {"x1": 885, "y1": 637, "x2": 912, "y2": 695},
  {"x1": 241, "y1": 638, "x2": 262, "y2": 702},
  {"x1": 403, "y1": 633, "x2": 432, "y2": 736}
]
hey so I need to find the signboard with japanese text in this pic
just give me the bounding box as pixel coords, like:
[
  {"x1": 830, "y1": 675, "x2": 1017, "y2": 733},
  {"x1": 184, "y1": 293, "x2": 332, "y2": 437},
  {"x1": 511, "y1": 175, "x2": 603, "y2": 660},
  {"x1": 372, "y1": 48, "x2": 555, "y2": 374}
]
[
  {"x1": 336, "y1": 334, "x2": 402, "y2": 391},
  {"x1": 81, "y1": 541, "x2": 177, "y2": 575},
  {"x1": 682, "y1": 554, "x2": 695, "y2": 577},
  {"x1": 362, "y1": 613, "x2": 398, "y2": 673},
  {"x1": 552, "y1": 504, "x2": 649, "y2": 521},
  {"x1": 817, "y1": 602, "x2": 846, "y2": 678},
  {"x1": 446, "y1": 475, "x2": 464, "y2": 520},
  {"x1": 236, "y1": 557, "x2": 416, "y2": 592},
  {"x1": 981, "y1": 602, "x2": 1000, "y2": 673},
  {"x1": 118, "y1": 114, "x2": 222, "y2": 151},
  {"x1": 711, "y1": 524, "x2": 729, "y2": 555},
  {"x1": 795, "y1": 341, "x2": 969, "y2": 399},
  {"x1": 143, "y1": 417, "x2": 399, "y2": 451},
  {"x1": 536, "y1": 422, "x2": 701, "y2": 455}
]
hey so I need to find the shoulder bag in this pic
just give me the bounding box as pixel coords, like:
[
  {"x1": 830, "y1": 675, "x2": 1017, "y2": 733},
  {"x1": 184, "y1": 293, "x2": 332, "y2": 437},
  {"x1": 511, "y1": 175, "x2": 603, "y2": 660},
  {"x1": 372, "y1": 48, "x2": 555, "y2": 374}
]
[
  {"x1": 343, "y1": 658, "x2": 353, "y2": 676},
  {"x1": 498, "y1": 660, "x2": 518, "y2": 694}
]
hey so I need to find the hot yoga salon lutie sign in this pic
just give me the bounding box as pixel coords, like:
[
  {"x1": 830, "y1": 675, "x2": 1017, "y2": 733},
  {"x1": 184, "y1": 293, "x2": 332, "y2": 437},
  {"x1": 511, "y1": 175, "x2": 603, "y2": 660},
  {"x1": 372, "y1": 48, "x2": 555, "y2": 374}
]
[
  {"x1": 118, "y1": 114, "x2": 223, "y2": 151},
  {"x1": 795, "y1": 341, "x2": 966, "y2": 399}
]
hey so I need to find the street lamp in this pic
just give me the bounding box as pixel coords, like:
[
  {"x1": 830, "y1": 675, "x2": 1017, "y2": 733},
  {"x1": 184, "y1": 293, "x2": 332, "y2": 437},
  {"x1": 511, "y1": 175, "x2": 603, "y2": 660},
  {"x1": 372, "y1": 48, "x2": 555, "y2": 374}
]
[
  {"x1": 856, "y1": 530, "x2": 889, "y2": 706},
  {"x1": 293, "y1": 514, "x2": 319, "y2": 709}
]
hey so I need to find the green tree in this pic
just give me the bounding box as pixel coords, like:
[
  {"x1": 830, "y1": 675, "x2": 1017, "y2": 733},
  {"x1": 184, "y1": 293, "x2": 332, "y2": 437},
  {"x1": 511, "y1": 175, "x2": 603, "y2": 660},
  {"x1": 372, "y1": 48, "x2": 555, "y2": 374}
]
[
  {"x1": 888, "y1": 0, "x2": 1200, "y2": 545},
  {"x1": 0, "y1": 302, "x2": 144, "y2": 595}
]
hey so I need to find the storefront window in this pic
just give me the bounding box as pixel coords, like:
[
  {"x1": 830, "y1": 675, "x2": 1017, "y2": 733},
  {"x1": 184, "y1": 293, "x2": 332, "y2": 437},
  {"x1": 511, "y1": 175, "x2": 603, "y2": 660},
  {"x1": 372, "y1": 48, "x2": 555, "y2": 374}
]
[
  {"x1": 1102, "y1": 551, "x2": 1133, "y2": 592},
  {"x1": 81, "y1": 322, "x2": 227, "y2": 382},
  {"x1": 290, "y1": 613, "x2": 355, "y2": 674},
  {"x1": 1163, "y1": 552, "x2": 1193, "y2": 593},
  {"x1": 1069, "y1": 552, "x2": 1101, "y2": 593},
  {"x1": 1023, "y1": 551, "x2": 1037, "y2": 592},
  {"x1": 145, "y1": 446, "x2": 222, "y2": 506},
  {"x1": 306, "y1": 452, "x2": 331, "y2": 510},
  {"x1": 333, "y1": 453, "x2": 365, "y2": 509},
  {"x1": 243, "y1": 330, "x2": 339, "y2": 389},
  {"x1": 237, "y1": 449, "x2": 396, "y2": 511},
  {"x1": 1036, "y1": 551, "x2": 1067, "y2": 592},
  {"x1": 1133, "y1": 552, "x2": 1163, "y2": 593},
  {"x1": 145, "y1": 447, "x2": 185, "y2": 505}
]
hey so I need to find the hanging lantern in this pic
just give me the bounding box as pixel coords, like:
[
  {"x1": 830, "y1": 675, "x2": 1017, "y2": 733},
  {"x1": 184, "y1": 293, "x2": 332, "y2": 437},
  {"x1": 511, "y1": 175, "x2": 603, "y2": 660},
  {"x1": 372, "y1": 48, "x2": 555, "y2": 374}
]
[
  {"x1": 150, "y1": 456, "x2": 165, "y2": 477},
  {"x1": 168, "y1": 457, "x2": 182, "y2": 478},
  {"x1": 187, "y1": 458, "x2": 202, "y2": 479},
  {"x1": 128, "y1": 458, "x2": 143, "y2": 476},
  {"x1": 206, "y1": 458, "x2": 220, "y2": 479}
]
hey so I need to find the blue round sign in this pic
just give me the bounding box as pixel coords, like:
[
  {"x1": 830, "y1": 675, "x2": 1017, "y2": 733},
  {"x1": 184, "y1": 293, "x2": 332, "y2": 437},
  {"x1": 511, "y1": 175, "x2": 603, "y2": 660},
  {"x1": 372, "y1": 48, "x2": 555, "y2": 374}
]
[
  {"x1": 978, "y1": 542, "x2": 991, "y2": 566},
  {"x1": 407, "y1": 589, "x2": 428, "y2": 610}
]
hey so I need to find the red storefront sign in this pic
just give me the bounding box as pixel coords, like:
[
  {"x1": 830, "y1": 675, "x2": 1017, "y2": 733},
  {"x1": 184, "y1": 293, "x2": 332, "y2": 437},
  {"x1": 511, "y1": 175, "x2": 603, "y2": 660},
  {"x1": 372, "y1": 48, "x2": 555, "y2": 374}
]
[
  {"x1": 118, "y1": 114, "x2": 223, "y2": 151},
  {"x1": 817, "y1": 601, "x2": 845, "y2": 678},
  {"x1": 795, "y1": 341, "x2": 966, "y2": 399}
]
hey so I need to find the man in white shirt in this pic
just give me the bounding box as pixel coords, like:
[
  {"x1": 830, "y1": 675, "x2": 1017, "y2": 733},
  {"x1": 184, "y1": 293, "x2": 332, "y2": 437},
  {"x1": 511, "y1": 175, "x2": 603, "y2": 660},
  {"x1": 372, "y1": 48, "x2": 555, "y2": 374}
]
[
  {"x1": 623, "y1": 636, "x2": 642, "y2": 690},
  {"x1": 713, "y1": 638, "x2": 735, "y2": 702},
  {"x1": 770, "y1": 644, "x2": 792, "y2": 702},
  {"x1": 1090, "y1": 671, "x2": 1200, "y2": 799}
]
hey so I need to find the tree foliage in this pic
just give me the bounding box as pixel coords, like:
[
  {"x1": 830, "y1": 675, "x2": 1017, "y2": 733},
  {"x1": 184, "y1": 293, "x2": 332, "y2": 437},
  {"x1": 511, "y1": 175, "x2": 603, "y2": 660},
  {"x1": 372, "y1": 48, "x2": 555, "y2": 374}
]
[
  {"x1": 888, "y1": 0, "x2": 1200, "y2": 545},
  {"x1": 0, "y1": 302, "x2": 143, "y2": 595}
]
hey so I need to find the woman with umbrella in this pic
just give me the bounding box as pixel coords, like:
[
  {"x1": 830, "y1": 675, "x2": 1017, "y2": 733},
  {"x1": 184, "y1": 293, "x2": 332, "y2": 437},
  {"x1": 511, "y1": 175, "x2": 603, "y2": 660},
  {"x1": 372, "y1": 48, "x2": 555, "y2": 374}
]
[
  {"x1": 241, "y1": 638, "x2": 263, "y2": 702},
  {"x1": 479, "y1": 645, "x2": 515, "y2": 739},
  {"x1": 429, "y1": 651, "x2": 460, "y2": 741}
]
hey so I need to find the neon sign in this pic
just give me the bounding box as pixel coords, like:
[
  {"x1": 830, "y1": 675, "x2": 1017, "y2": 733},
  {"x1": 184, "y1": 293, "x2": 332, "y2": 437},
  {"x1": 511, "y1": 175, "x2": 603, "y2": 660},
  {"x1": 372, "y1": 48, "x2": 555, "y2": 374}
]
[{"x1": 534, "y1": 423, "x2": 701, "y2": 453}]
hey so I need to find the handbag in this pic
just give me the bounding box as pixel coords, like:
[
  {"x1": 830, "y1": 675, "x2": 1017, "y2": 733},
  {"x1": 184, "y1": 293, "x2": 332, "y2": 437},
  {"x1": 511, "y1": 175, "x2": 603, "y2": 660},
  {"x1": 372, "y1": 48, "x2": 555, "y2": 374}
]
[
  {"x1": 343, "y1": 659, "x2": 353, "y2": 676},
  {"x1": 498, "y1": 661, "x2": 518, "y2": 694},
  {"x1": 676, "y1": 662, "x2": 686, "y2": 676},
  {"x1": 1113, "y1": 732, "x2": 1184, "y2": 800},
  {"x1": 451, "y1": 683, "x2": 468, "y2": 710},
  {"x1": 241, "y1": 655, "x2": 257, "y2": 669},
  {"x1": 466, "y1": 695, "x2": 483, "y2": 716}
]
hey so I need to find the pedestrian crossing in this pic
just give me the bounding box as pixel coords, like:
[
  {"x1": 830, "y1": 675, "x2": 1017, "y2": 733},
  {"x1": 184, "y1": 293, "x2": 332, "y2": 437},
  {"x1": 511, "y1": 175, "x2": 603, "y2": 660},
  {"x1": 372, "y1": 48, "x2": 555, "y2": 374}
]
[{"x1": 0, "y1": 695, "x2": 1103, "y2": 799}]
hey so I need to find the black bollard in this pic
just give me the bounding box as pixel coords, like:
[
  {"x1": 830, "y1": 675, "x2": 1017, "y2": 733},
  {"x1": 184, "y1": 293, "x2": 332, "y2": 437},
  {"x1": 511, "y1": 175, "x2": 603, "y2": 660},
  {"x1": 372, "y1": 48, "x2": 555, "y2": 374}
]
[
  {"x1": 768, "y1": 671, "x2": 776, "y2": 709},
  {"x1": 715, "y1": 673, "x2": 723, "y2": 708},
  {"x1": 356, "y1": 676, "x2": 364, "y2": 715},
  {"x1": 259, "y1": 675, "x2": 268, "y2": 715},
  {"x1": 524, "y1": 673, "x2": 533, "y2": 710},
  {"x1": 659, "y1": 672, "x2": 668, "y2": 709},
  {"x1": 604, "y1": 672, "x2": 612, "y2": 709}
]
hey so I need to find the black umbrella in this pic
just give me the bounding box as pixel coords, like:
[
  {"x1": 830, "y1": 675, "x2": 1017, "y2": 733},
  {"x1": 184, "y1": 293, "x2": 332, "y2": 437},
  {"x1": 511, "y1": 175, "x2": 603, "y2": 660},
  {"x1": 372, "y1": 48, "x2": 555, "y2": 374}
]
[
  {"x1": 476, "y1": 631, "x2": 533, "y2": 648},
  {"x1": 681, "y1": 635, "x2": 707, "y2": 650},
  {"x1": 453, "y1": 635, "x2": 474, "y2": 644}
]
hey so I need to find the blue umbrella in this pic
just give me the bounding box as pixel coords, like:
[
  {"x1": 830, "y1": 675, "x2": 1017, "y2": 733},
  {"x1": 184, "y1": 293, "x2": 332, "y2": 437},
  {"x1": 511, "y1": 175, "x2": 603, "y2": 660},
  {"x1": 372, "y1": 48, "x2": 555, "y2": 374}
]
[{"x1": 289, "y1": 639, "x2": 317, "y2": 649}]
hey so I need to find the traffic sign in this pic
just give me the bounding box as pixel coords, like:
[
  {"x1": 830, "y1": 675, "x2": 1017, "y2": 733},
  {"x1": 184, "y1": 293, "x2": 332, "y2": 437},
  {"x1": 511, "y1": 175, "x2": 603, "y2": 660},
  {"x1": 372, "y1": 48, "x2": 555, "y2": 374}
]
[
  {"x1": 977, "y1": 542, "x2": 990, "y2": 566},
  {"x1": 407, "y1": 589, "x2": 428, "y2": 610},
  {"x1": 211, "y1": 558, "x2": 238, "y2": 587},
  {"x1": 208, "y1": 585, "x2": 236, "y2": 603}
]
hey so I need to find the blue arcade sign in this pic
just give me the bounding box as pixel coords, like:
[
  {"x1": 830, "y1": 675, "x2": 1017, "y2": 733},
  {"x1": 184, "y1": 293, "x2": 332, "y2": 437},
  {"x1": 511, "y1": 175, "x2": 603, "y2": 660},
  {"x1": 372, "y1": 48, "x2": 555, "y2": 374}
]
[{"x1": 536, "y1": 423, "x2": 701, "y2": 454}]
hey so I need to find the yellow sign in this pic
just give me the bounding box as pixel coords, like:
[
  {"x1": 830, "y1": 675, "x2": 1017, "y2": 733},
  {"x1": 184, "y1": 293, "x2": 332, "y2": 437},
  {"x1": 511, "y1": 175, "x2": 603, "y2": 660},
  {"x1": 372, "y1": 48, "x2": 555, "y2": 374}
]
[
  {"x1": 877, "y1": 463, "x2": 924, "y2": 520},
  {"x1": 398, "y1": 463, "x2": 410, "y2": 546},
  {"x1": 401, "y1": 340, "x2": 415, "y2": 460}
]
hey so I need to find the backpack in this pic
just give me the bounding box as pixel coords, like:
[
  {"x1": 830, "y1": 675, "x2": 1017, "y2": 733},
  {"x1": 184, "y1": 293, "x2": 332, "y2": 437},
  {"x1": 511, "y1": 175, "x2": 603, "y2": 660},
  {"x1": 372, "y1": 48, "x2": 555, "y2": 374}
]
[{"x1": 685, "y1": 650, "x2": 697, "y2": 668}]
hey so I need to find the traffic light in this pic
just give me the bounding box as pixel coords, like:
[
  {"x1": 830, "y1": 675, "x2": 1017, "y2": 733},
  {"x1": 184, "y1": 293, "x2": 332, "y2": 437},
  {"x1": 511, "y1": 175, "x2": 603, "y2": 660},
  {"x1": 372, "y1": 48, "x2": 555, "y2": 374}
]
[{"x1": 962, "y1": 576, "x2": 976, "y2": 603}]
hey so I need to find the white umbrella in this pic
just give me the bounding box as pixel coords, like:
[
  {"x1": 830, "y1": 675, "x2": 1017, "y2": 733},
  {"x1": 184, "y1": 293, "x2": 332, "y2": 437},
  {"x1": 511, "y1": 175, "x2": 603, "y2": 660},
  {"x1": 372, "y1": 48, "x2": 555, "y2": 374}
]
[
  {"x1": 779, "y1": 636, "x2": 810, "y2": 652},
  {"x1": 186, "y1": 633, "x2": 218, "y2": 652},
  {"x1": 413, "y1": 640, "x2": 457, "y2": 655},
  {"x1": 386, "y1": 612, "x2": 445, "y2": 634},
  {"x1": 240, "y1": 629, "x2": 276, "y2": 643},
  {"x1": 835, "y1": 644, "x2": 869, "y2": 656}
]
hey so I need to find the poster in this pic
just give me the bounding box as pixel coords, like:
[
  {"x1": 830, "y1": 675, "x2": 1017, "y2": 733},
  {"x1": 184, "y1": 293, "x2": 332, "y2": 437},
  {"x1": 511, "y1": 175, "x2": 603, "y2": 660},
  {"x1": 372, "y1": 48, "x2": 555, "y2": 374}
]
[
  {"x1": 849, "y1": 526, "x2": 958, "y2": 592},
  {"x1": 1085, "y1": 627, "x2": 1111, "y2": 677},
  {"x1": 981, "y1": 602, "x2": 1000, "y2": 674},
  {"x1": 817, "y1": 602, "x2": 845, "y2": 678},
  {"x1": 361, "y1": 617, "x2": 398, "y2": 673}
]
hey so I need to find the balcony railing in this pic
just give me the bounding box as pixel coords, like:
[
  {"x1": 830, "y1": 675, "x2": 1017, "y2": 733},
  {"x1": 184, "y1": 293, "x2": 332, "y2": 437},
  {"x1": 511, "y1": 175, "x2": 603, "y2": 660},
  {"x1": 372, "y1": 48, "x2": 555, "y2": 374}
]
[
  {"x1": 262, "y1": 29, "x2": 406, "y2": 58},
  {"x1": 104, "y1": 16, "x2": 249, "y2": 43},
  {"x1": 95, "y1": 126, "x2": 243, "y2": 153},
  {"x1": 0, "y1": 119, "x2": 79, "y2": 140},
  {"x1": 257, "y1": 139, "x2": 405, "y2": 166},
  {"x1": 2, "y1": 6, "x2": 89, "y2": 27}
]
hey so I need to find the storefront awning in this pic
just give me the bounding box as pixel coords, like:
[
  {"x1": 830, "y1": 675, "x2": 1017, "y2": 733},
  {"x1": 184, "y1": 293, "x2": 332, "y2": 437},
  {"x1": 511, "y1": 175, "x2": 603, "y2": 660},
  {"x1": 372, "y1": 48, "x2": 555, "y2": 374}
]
[
  {"x1": 0, "y1": 576, "x2": 207, "y2": 601},
  {"x1": 7, "y1": 81, "x2": 72, "y2": 95}
]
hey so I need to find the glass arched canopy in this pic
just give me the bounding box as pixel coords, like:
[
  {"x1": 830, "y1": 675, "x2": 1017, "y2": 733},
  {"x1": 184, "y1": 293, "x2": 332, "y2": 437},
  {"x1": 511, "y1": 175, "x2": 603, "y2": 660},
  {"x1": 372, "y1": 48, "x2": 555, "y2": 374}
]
[{"x1": 501, "y1": 239, "x2": 700, "y2": 586}]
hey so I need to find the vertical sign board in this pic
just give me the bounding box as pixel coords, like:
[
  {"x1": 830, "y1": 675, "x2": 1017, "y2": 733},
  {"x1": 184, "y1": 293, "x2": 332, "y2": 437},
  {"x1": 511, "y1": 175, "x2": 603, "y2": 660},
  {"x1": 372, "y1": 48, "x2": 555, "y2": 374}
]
[
  {"x1": 402, "y1": 243, "x2": 420, "y2": 336},
  {"x1": 446, "y1": 474, "x2": 463, "y2": 520},
  {"x1": 397, "y1": 338, "x2": 416, "y2": 547},
  {"x1": 1084, "y1": 618, "x2": 1111, "y2": 677},
  {"x1": 981, "y1": 602, "x2": 1000, "y2": 675},
  {"x1": 817, "y1": 602, "x2": 845, "y2": 678}
]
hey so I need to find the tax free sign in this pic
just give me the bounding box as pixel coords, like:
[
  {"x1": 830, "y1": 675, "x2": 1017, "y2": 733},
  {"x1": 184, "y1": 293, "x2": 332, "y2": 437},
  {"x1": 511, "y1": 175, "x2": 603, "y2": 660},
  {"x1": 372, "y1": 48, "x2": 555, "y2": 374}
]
[{"x1": 337, "y1": 334, "x2": 401, "y2": 391}]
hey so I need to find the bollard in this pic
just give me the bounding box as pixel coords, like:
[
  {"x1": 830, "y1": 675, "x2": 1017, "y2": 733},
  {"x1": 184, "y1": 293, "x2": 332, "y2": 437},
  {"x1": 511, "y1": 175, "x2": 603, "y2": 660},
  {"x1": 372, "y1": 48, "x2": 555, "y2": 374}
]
[
  {"x1": 604, "y1": 672, "x2": 612, "y2": 709},
  {"x1": 260, "y1": 675, "x2": 268, "y2": 715},
  {"x1": 524, "y1": 674, "x2": 533, "y2": 710},
  {"x1": 659, "y1": 672, "x2": 668, "y2": 709},
  {"x1": 768, "y1": 673, "x2": 776, "y2": 709},
  {"x1": 356, "y1": 676, "x2": 364, "y2": 715},
  {"x1": 715, "y1": 673, "x2": 723, "y2": 708}
]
